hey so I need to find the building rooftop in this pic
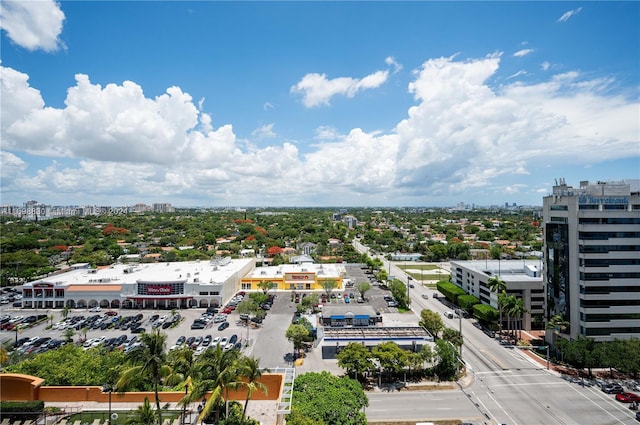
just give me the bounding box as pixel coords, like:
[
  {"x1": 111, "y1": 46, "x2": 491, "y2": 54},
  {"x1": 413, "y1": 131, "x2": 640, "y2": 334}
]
[
  {"x1": 246, "y1": 263, "x2": 345, "y2": 280},
  {"x1": 23, "y1": 258, "x2": 255, "y2": 287},
  {"x1": 451, "y1": 259, "x2": 543, "y2": 282}
]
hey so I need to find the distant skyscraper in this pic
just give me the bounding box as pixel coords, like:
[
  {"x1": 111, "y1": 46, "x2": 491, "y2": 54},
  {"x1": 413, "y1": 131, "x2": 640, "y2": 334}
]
[{"x1": 542, "y1": 179, "x2": 640, "y2": 342}]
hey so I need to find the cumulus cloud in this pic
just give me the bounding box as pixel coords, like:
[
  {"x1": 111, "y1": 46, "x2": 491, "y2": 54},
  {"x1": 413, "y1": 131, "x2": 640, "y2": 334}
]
[
  {"x1": 0, "y1": 151, "x2": 27, "y2": 180},
  {"x1": 1, "y1": 53, "x2": 638, "y2": 206},
  {"x1": 513, "y1": 49, "x2": 534, "y2": 57},
  {"x1": 541, "y1": 61, "x2": 551, "y2": 71},
  {"x1": 558, "y1": 7, "x2": 582, "y2": 23},
  {"x1": 291, "y1": 65, "x2": 390, "y2": 108},
  {"x1": 0, "y1": 0, "x2": 65, "y2": 52}
]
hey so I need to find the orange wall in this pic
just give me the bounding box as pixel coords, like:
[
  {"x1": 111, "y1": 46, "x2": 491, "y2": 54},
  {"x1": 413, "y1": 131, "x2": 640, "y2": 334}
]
[{"x1": 0, "y1": 373, "x2": 283, "y2": 403}]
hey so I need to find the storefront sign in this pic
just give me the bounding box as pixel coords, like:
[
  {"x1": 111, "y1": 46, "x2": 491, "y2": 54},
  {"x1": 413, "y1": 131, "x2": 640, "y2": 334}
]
[
  {"x1": 145, "y1": 285, "x2": 173, "y2": 295},
  {"x1": 286, "y1": 273, "x2": 313, "y2": 281}
]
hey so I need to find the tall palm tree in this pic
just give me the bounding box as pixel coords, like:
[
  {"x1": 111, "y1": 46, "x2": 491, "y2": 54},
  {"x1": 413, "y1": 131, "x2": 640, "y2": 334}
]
[
  {"x1": 509, "y1": 297, "x2": 527, "y2": 341},
  {"x1": 117, "y1": 329, "x2": 170, "y2": 425},
  {"x1": 185, "y1": 344, "x2": 240, "y2": 424},
  {"x1": 166, "y1": 346, "x2": 196, "y2": 425},
  {"x1": 488, "y1": 275, "x2": 506, "y2": 334},
  {"x1": 502, "y1": 295, "x2": 518, "y2": 340},
  {"x1": 237, "y1": 356, "x2": 269, "y2": 425}
]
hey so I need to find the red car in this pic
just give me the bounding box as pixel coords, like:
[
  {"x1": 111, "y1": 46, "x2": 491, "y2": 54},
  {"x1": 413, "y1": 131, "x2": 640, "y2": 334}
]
[{"x1": 615, "y1": 392, "x2": 640, "y2": 403}]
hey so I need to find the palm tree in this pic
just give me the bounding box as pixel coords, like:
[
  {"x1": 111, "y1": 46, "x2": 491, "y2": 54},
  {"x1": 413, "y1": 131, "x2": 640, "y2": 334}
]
[
  {"x1": 237, "y1": 356, "x2": 269, "y2": 425},
  {"x1": 546, "y1": 314, "x2": 570, "y2": 334},
  {"x1": 61, "y1": 305, "x2": 71, "y2": 320},
  {"x1": 125, "y1": 397, "x2": 158, "y2": 425},
  {"x1": 502, "y1": 295, "x2": 518, "y2": 341},
  {"x1": 117, "y1": 329, "x2": 170, "y2": 425},
  {"x1": 166, "y1": 346, "x2": 196, "y2": 425},
  {"x1": 63, "y1": 327, "x2": 76, "y2": 343},
  {"x1": 488, "y1": 275, "x2": 506, "y2": 334},
  {"x1": 186, "y1": 344, "x2": 240, "y2": 424},
  {"x1": 509, "y1": 297, "x2": 527, "y2": 341}
]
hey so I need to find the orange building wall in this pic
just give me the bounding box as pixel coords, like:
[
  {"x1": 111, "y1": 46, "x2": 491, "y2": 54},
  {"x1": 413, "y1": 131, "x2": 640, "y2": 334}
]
[{"x1": 0, "y1": 373, "x2": 283, "y2": 403}]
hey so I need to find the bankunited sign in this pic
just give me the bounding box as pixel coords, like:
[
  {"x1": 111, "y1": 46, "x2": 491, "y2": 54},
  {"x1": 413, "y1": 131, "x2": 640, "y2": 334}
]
[
  {"x1": 285, "y1": 272, "x2": 314, "y2": 281},
  {"x1": 578, "y1": 196, "x2": 629, "y2": 205}
]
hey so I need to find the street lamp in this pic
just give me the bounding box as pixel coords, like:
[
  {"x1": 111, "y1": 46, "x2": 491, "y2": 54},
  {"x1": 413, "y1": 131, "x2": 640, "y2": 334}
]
[
  {"x1": 455, "y1": 308, "x2": 463, "y2": 358},
  {"x1": 102, "y1": 384, "x2": 114, "y2": 425},
  {"x1": 406, "y1": 276, "x2": 412, "y2": 305}
]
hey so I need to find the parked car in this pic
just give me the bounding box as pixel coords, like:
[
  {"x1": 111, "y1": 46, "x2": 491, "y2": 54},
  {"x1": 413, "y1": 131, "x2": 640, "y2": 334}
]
[
  {"x1": 191, "y1": 321, "x2": 205, "y2": 330},
  {"x1": 603, "y1": 383, "x2": 624, "y2": 394},
  {"x1": 616, "y1": 392, "x2": 640, "y2": 403},
  {"x1": 218, "y1": 321, "x2": 229, "y2": 331}
]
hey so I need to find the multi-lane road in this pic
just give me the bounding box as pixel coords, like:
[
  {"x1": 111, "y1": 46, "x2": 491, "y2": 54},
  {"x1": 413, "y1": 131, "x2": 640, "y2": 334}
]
[{"x1": 354, "y1": 239, "x2": 639, "y2": 425}]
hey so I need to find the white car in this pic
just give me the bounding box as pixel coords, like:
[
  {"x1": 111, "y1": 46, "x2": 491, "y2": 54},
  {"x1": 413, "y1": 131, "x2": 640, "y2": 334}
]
[{"x1": 89, "y1": 306, "x2": 101, "y2": 312}]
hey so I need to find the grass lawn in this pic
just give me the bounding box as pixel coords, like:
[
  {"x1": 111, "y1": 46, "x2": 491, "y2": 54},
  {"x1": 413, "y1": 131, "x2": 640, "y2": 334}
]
[{"x1": 397, "y1": 264, "x2": 441, "y2": 271}]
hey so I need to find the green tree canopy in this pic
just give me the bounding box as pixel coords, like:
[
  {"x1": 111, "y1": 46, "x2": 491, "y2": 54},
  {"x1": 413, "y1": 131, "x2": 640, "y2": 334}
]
[
  {"x1": 419, "y1": 309, "x2": 444, "y2": 338},
  {"x1": 289, "y1": 371, "x2": 368, "y2": 425},
  {"x1": 336, "y1": 342, "x2": 374, "y2": 379}
]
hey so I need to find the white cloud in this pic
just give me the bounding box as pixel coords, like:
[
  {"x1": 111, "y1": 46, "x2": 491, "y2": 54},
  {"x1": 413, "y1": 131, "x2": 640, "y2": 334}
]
[
  {"x1": 541, "y1": 61, "x2": 551, "y2": 71},
  {"x1": 251, "y1": 123, "x2": 276, "y2": 139},
  {"x1": 385, "y1": 56, "x2": 403, "y2": 73},
  {"x1": 0, "y1": 0, "x2": 65, "y2": 52},
  {"x1": 506, "y1": 70, "x2": 528, "y2": 79},
  {"x1": 291, "y1": 68, "x2": 390, "y2": 108},
  {"x1": 513, "y1": 49, "x2": 534, "y2": 57},
  {"x1": 263, "y1": 102, "x2": 274, "y2": 111},
  {"x1": 1, "y1": 53, "x2": 638, "y2": 206},
  {"x1": 558, "y1": 7, "x2": 582, "y2": 23},
  {"x1": 0, "y1": 150, "x2": 27, "y2": 179}
]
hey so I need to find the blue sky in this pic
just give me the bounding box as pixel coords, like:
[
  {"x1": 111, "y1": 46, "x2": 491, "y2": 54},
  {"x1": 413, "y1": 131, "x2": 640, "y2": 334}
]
[{"x1": 1, "y1": 1, "x2": 638, "y2": 208}]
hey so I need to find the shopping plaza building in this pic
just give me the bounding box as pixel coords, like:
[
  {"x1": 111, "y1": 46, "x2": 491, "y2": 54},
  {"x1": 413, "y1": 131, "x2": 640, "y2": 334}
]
[
  {"x1": 19, "y1": 257, "x2": 255, "y2": 310},
  {"x1": 542, "y1": 179, "x2": 640, "y2": 342},
  {"x1": 18, "y1": 258, "x2": 347, "y2": 310},
  {"x1": 240, "y1": 263, "x2": 345, "y2": 291}
]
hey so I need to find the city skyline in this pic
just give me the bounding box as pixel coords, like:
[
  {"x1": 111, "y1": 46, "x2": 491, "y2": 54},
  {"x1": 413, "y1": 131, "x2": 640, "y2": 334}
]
[{"x1": 1, "y1": 1, "x2": 638, "y2": 207}]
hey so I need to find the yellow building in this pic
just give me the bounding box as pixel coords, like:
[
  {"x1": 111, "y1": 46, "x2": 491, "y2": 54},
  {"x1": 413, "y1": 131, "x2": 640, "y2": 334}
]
[{"x1": 241, "y1": 263, "x2": 345, "y2": 291}]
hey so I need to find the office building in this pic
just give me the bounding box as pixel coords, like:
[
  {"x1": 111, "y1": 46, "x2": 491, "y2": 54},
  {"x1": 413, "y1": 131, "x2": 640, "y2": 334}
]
[
  {"x1": 450, "y1": 259, "x2": 544, "y2": 331},
  {"x1": 542, "y1": 179, "x2": 640, "y2": 342}
]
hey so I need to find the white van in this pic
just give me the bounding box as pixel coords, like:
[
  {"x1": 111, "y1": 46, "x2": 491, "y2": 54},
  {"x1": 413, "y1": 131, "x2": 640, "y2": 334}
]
[{"x1": 444, "y1": 311, "x2": 455, "y2": 319}]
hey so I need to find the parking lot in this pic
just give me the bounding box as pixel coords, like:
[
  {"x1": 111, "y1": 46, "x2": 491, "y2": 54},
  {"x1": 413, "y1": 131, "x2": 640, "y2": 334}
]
[{"x1": 1, "y1": 263, "x2": 418, "y2": 370}]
